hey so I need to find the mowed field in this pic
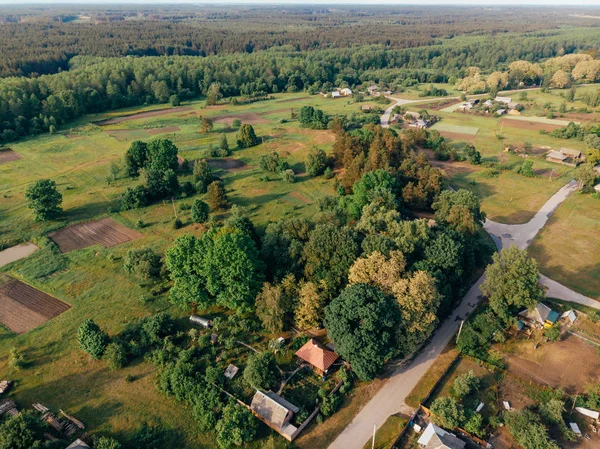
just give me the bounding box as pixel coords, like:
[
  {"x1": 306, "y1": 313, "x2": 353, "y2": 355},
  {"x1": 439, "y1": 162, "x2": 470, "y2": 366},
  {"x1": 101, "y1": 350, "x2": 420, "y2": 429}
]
[
  {"x1": 0, "y1": 92, "x2": 356, "y2": 448},
  {"x1": 529, "y1": 193, "x2": 600, "y2": 300}
]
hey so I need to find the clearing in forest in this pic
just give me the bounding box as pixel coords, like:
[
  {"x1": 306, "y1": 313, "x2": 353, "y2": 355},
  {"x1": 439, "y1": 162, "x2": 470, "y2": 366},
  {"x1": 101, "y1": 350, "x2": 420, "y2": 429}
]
[
  {"x1": 48, "y1": 217, "x2": 143, "y2": 253},
  {"x1": 0, "y1": 275, "x2": 70, "y2": 333},
  {"x1": 0, "y1": 148, "x2": 22, "y2": 165}
]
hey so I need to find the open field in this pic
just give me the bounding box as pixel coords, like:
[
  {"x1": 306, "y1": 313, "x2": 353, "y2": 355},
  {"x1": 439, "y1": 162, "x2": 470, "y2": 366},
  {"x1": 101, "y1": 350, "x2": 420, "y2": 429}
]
[
  {"x1": 0, "y1": 275, "x2": 71, "y2": 333},
  {"x1": 95, "y1": 107, "x2": 194, "y2": 125},
  {"x1": 431, "y1": 122, "x2": 479, "y2": 135},
  {"x1": 48, "y1": 218, "x2": 143, "y2": 253},
  {"x1": 0, "y1": 92, "x2": 347, "y2": 448},
  {"x1": 0, "y1": 149, "x2": 22, "y2": 165},
  {"x1": 529, "y1": 193, "x2": 600, "y2": 300}
]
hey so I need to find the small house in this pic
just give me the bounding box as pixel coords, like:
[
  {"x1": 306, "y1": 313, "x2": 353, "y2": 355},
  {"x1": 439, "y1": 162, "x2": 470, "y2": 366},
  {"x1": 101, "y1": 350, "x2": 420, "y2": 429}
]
[
  {"x1": 251, "y1": 390, "x2": 299, "y2": 441},
  {"x1": 457, "y1": 102, "x2": 473, "y2": 111},
  {"x1": 340, "y1": 88, "x2": 352, "y2": 96},
  {"x1": 495, "y1": 96, "x2": 512, "y2": 104},
  {"x1": 546, "y1": 150, "x2": 568, "y2": 164},
  {"x1": 189, "y1": 315, "x2": 212, "y2": 328},
  {"x1": 224, "y1": 364, "x2": 239, "y2": 379},
  {"x1": 507, "y1": 102, "x2": 521, "y2": 110},
  {"x1": 295, "y1": 338, "x2": 339, "y2": 375},
  {"x1": 483, "y1": 99, "x2": 494, "y2": 108},
  {"x1": 560, "y1": 310, "x2": 577, "y2": 324},
  {"x1": 361, "y1": 105, "x2": 373, "y2": 112},
  {"x1": 496, "y1": 109, "x2": 507, "y2": 116},
  {"x1": 65, "y1": 440, "x2": 90, "y2": 449},
  {"x1": 331, "y1": 91, "x2": 341, "y2": 99},
  {"x1": 417, "y1": 423, "x2": 466, "y2": 449},
  {"x1": 560, "y1": 147, "x2": 584, "y2": 161},
  {"x1": 518, "y1": 302, "x2": 559, "y2": 328},
  {"x1": 367, "y1": 85, "x2": 379, "y2": 94}
]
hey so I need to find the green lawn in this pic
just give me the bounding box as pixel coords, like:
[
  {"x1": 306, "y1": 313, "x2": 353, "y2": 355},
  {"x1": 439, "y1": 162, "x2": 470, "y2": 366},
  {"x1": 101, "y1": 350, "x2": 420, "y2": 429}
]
[
  {"x1": 431, "y1": 122, "x2": 479, "y2": 135},
  {"x1": 529, "y1": 193, "x2": 600, "y2": 300},
  {"x1": 362, "y1": 415, "x2": 408, "y2": 449}
]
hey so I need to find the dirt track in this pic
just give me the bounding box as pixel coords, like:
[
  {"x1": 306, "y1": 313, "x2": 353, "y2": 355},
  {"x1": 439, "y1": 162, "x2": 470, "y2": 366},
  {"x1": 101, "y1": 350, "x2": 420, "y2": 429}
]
[
  {"x1": 0, "y1": 276, "x2": 70, "y2": 333},
  {"x1": 49, "y1": 217, "x2": 143, "y2": 253},
  {"x1": 0, "y1": 149, "x2": 22, "y2": 165}
]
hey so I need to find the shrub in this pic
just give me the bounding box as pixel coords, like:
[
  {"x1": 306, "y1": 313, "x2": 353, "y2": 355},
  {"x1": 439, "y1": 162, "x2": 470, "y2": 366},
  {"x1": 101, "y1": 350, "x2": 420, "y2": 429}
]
[
  {"x1": 78, "y1": 319, "x2": 109, "y2": 359},
  {"x1": 173, "y1": 218, "x2": 183, "y2": 229},
  {"x1": 103, "y1": 342, "x2": 127, "y2": 370},
  {"x1": 243, "y1": 351, "x2": 280, "y2": 390},
  {"x1": 191, "y1": 199, "x2": 210, "y2": 223},
  {"x1": 453, "y1": 370, "x2": 480, "y2": 397},
  {"x1": 124, "y1": 248, "x2": 162, "y2": 279},
  {"x1": 430, "y1": 396, "x2": 465, "y2": 429}
]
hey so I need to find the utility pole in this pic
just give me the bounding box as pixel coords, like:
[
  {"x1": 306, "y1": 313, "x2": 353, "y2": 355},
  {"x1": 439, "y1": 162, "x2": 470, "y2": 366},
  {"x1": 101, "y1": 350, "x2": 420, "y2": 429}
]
[{"x1": 372, "y1": 423, "x2": 377, "y2": 449}]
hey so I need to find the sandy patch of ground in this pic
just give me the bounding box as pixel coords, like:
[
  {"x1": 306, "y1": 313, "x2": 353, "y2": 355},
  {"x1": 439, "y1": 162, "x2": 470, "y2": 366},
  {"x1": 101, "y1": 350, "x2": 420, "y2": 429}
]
[
  {"x1": 207, "y1": 158, "x2": 250, "y2": 172},
  {"x1": 499, "y1": 118, "x2": 563, "y2": 132},
  {"x1": 0, "y1": 275, "x2": 71, "y2": 333},
  {"x1": 0, "y1": 243, "x2": 39, "y2": 268},
  {"x1": 147, "y1": 126, "x2": 181, "y2": 135},
  {"x1": 95, "y1": 107, "x2": 193, "y2": 126},
  {"x1": 289, "y1": 191, "x2": 312, "y2": 204},
  {"x1": 0, "y1": 149, "x2": 22, "y2": 165},
  {"x1": 213, "y1": 113, "x2": 269, "y2": 125},
  {"x1": 49, "y1": 217, "x2": 143, "y2": 253}
]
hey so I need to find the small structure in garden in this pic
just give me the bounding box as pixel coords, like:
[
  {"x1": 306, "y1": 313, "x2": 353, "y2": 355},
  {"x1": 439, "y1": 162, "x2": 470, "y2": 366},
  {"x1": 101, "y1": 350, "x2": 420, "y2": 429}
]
[
  {"x1": 570, "y1": 422, "x2": 582, "y2": 436},
  {"x1": 189, "y1": 315, "x2": 212, "y2": 328},
  {"x1": 224, "y1": 364, "x2": 239, "y2": 379},
  {"x1": 417, "y1": 422, "x2": 466, "y2": 449},
  {"x1": 0, "y1": 399, "x2": 18, "y2": 417},
  {"x1": 340, "y1": 88, "x2": 353, "y2": 96},
  {"x1": 495, "y1": 96, "x2": 512, "y2": 104},
  {"x1": 518, "y1": 302, "x2": 559, "y2": 329},
  {"x1": 560, "y1": 310, "x2": 577, "y2": 324},
  {"x1": 250, "y1": 390, "x2": 299, "y2": 441},
  {"x1": 295, "y1": 339, "x2": 339, "y2": 376},
  {"x1": 576, "y1": 406, "x2": 600, "y2": 420},
  {"x1": 0, "y1": 380, "x2": 12, "y2": 395},
  {"x1": 65, "y1": 439, "x2": 90, "y2": 449},
  {"x1": 547, "y1": 150, "x2": 567, "y2": 164}
]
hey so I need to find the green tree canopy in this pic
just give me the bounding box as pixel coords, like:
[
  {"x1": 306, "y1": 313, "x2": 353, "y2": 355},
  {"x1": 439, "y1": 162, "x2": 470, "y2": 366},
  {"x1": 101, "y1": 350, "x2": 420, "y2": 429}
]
[
  {"x1": 0, "y1": 411, "x2": 49, "y2": 449},
  {"x1": 430, "y1": 396, "x2": 465, "y2": 429},
  {"x1": 25, "y1": 179, "x2": 62, "y2": 221},
  {"x1": 77, "y1": 318, "x2": 109, "y2": 360},
  {"x1": 191, "y1": 199, "x2": 210, "y2": 223},
  {"x1": 481, "y1": 246, "x2": 543, "y2": 322},
  {"x1": 504, "y1": 409, "x2": 560, "y2": 449},
  {"x1": 324, "y1": 283, "x2": 401, "y2": 381},
  {"x1": 216, "y1": 402, "x2": 257, "y2": 449},
  {"x1": 147, "y1": 138, "x2": 179, "y2": 172},
  {"x1": 432, "y1": 189, "x2": 485, "y2": 234},
  {"x1": 236, "y1": 124, "x2": 259, "y2": 148},
  {"x1": 125, "y1": 140, "x2": 149, "y2": 177},
  {"x1": 305, "y1": 145, "x2": 328, "y2": 176},
  {"x1": 243, "y1": 351, "x2": 280, "y2": 390}
]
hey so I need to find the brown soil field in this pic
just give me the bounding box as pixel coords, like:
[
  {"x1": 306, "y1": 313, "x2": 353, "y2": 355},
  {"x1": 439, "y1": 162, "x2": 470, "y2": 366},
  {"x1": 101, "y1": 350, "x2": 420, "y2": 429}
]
[
  {"x1": 561, "y1": 112, "x2": 600, "y2": 123},
  {"x1": 506, "y1": 334, "x2": 600, "y2": 394},
  {"x1": 259, "y1": 108, "x2": 293, "y2": 116},
  {"x1": 277, "y1": 96, "x2": 310, "y2": 103},
  {"x1": 499, "y1": 118, "x2": 563, "y2": 132},
  {"x1": 147, "y1": 126, "x2": 181, "y2": 135},
  {"x1": 0, "y1": 149, "x2": 22, "y2": 165},
  {"x1": 48, "y1": 217, "x2": 143, "y2": 253},
  {"x1": 207, "y1": 158, "x2": 250, "y2": 172},
  {"x1": 213, "y1": 113, "x2": 269, "y2": 125},
  {"x1": 94, "y1": 107, "x2": 193, "y2": 126},
  {"x1": 289, "y1": 191, "x2": 312, "y2": 204},
  {"x1": 428, "y1": 100, "x2": 462, "y2": 111},
  {"x1": 0, "y1": 276, "x2": 70, "y2": 333},
  {"x1": 438, "y1": 131, "x2": 477, "y2": 142}
]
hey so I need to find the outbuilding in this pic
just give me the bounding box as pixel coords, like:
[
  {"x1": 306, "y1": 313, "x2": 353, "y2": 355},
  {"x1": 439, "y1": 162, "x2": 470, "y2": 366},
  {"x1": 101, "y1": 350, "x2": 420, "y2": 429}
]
[
  {"x1": 295, "y1": 339, "x2": 339, "y2": 375},
  {"x1": 417, "y1": 423, "x2": 466, "y2": 449},
  {"x1": 189, "y1": 315, "x2": 212, "y2": 328},
  {"x1": 340, "y1": 88, "x2": 353, "y2": 96},
  {"x1": 251, "y1": 390, "x2": 299, "y2": 441},
  {"x1": 518, "y1": 302, "x2": 559, "y2": 328}
]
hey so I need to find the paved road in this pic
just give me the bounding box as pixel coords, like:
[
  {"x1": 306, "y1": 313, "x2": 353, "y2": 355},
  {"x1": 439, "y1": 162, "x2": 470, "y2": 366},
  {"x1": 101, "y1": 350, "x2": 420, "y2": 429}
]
[
  {"x1": 328, "y1": 275, "x2": 486, "y2": 449},
  {"x1": 329, "y1": 174, "x2": 596, "y2": 449},
  {"x1": 483, "y1": 180, "x2": 579, "y2": 250}
]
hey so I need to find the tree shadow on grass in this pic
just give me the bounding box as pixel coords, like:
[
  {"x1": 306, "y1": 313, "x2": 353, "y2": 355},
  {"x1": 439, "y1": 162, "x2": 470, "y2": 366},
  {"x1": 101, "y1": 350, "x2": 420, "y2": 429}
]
[{"x1": 65, "y1": 199, "x2": 118, "y2": 224}]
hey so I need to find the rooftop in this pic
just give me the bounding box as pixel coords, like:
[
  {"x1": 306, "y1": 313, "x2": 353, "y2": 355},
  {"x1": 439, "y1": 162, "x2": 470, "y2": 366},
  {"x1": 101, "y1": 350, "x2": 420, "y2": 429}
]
[
  {"x1": 295, "y1": 339, "x2": 339, "y2": 372},
  {"x1": 417, "y1": 423, "x2": 466, "y2": 449}
]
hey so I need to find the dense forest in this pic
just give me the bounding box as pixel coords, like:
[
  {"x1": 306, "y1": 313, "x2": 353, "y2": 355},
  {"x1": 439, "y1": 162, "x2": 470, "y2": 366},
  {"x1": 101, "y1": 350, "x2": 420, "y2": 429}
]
[
  {"x1": 1, "y1": 5, "x2": 600, "y2": 77},
  {"x1": 1, "y1": 24, "x2": 600, "y2": 144}
]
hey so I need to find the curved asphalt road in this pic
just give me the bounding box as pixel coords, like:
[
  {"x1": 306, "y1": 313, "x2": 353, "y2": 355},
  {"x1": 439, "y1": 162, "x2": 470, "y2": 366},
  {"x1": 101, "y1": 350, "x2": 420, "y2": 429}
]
[{"x1": 328, "y1": 141, "x2": 597, "y2": 449}]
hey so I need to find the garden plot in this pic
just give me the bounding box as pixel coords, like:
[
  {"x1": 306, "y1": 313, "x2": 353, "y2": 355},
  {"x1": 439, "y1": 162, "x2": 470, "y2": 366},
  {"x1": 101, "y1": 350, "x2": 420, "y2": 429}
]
[
  {"x1": 94, "y1": 107, "x2": 193, "y2": 125},
  {"x1": 504, "y1": 115, "x2": 580, "y2": 126},
  {"x1": 0, "y1": 275, "x2": 70, "y2": 333},
  {"x1": 431, "y1": 122, "x2": 479, "y2": 135},
  {"x1": 439, "y1": 101, "x2": 466, "y2": 113},
  {"x1": 48, "y1": 217, "x2": 143, "y2": 253},
  {"x1": 0, "y1": 148, "x2": 22, "y2": 165}
]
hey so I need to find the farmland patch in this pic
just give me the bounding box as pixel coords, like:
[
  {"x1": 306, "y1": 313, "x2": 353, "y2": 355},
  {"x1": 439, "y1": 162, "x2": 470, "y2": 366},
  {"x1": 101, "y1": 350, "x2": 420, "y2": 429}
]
[
  {"x1": 207, "y1": 158, "x2": 250, "y2": 172},
  {"x1": 437, "y1": 131, "x2": 477, "y2": 142},
  {"x1": 0, "y1": 149, "x2": 22, "y2": 165},
  {"x1": 48, "y1": 217, "x2": 143, "y2": 253},
  {"x1": 105, "y1": 129, "x2": 151, "y2": 142},
  {"x1": 213, "y1": 113, "x2": 269, "y2": 125},
  {"x1": 94, "y1": 107, "x2": 193, "y2": 125},
  {"x1": 0, "y1": 275, "x2": 70, "y2": 333},
  {"x1": 147, "y1": 126, "x2": 181, "y2": 135},
  {"x1": 431, "y1": 122, "x2": 479, "y2": 135}
]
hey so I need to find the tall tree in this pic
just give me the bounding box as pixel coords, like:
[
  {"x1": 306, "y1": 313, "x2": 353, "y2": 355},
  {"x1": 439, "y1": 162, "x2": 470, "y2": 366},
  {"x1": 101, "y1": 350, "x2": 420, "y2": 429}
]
[
  {"x1": 124, "y1": 141, "x2": 149, "y2": 177},
  {"x1": 77, "y1": 318, "x2": 109, "y2": 360},
  {"x1": 236, "y1": 124, "x2": 259, "y2": 148},
  {"x1": 207, "y1": 180, "x2": 228, "y2": 210},
  {"x1": 25, "y1": 179, "x2": 62, "y2": 221},
  {"x1": 432, "y1": 189, "x2": 485, "y2": 234},
  {"x1": 481, "y1": 246, "x2": 544, "y2": 322},
  {"x1": 324, "y1": 283, "x2": 401, "y2": 381}
]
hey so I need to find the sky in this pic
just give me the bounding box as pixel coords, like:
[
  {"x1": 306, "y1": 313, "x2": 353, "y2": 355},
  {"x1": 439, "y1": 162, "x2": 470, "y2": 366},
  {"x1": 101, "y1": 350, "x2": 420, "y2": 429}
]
[{"x1": 0, "y1": 0, "x2": 599, "y2": 5}]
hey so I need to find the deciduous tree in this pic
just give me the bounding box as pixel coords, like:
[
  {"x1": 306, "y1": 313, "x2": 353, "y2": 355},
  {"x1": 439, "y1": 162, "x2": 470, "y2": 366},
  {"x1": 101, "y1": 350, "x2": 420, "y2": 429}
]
[{"x1": 25, "y1": 179, "x2": 62, "y2": 221}]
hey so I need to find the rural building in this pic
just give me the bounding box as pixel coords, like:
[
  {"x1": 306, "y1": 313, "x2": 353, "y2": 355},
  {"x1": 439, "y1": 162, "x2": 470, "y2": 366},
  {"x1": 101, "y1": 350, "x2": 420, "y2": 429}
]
[
  {"x1": 518, "y1": 302, "x2": 559, "y2": 328},
  {"x1": 576, "y1": 406, "x2": 600, "y2": 420},
  {"x1": 495, "y1": 96, "x2": 512, "y2": 104},
  {"x1": 546, "y1": 150, "x2": 567, "y2": 163},
  {"x1": 295, "y1": 339, "x2": 339, "y2": 375},
  {"x1": 561, "y1": 310, "x2": 577, "y2": 324},
  {"x1": 408, "y1": 118, "x2": 430, "y2": 129},
  {"x1": 189, "y1": 315, "x2": 212, "y2": 328},
  {"x1": 224, "y1": 364, "x2": 239, "y2": 379},
  {"x1": 340, "y1": 88, "x2": 352, "y2": 96},
  {"x1": 0, "y1": 380, "x2": 12, "y2": 395},
  {"x1": 457, "y1": 102, "x2": 473, "y2": 111},
  {"x1": 250, "y1": 390, "x2": 299, "y2": 441},
  {"x1": 361, "y1": 105, "x2": 373, "y2": 112},
  {"x1": 483, "y1": 99, "x2": 494, "y2": 108},
  {"x1": 495, "y1": 109, "x2": 507, "y2": 116},
  {"x1": 559, "y1": 147, "x2": 584, "y2": 161},
  {"x1": 65, "y1": 440, "x2": 90, "y2": 449},
  {"x1": 507, "y1": 102, "x2": 521, "y2": 110},
  {"x1": 331, "y1": 91, "x2": 341, "y2": 98},
  {"x1": 417, "y1": 423, "x2": 466, "y2": 449},
  {"x1": 595, "y1": 183, "x2": 600, "y2": 193},
  {"x1": 367, "y1": 85, "x2": 379, "y2": 94}
]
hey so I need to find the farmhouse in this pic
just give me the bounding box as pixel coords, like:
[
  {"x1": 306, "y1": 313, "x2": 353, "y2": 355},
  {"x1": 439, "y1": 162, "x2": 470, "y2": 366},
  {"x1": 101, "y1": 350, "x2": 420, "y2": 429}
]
[
  {"x1": 546, "y1": 148, "x2": 584, "y2": 166},
  {"x1": 417, "y1": 423, "x2": 466, "y2": 449},
  {"x1": 559, "y1": 147, "x2": 584, "y2": 161},
  {"x1": 65, "y1": 439, "x2": 90, "y2": 449},
  {"x1": 340, "y1": 88, "x2": 353, "y2": 96},
  {"x1": 331, "y1": 91, "x2": 341, "y2": 99},
  {"x1": 546, "y1": 150, "x2": 567, "y2": 163},
  {"x1": 250, "y1": 390, "x2": 299, "y2": 441},
  {"x1": 495, "y1": 96, "x2": 512, "y2": 104},
  {"x1": 518, "y1": 302, "x2": 559, "y2": 328},
  {"x1": 495, "y1": 109, "x2": 507, "y2": 116},
  {"x1": 295, "y1": 339, "x2": 339, "y2": 375}
]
